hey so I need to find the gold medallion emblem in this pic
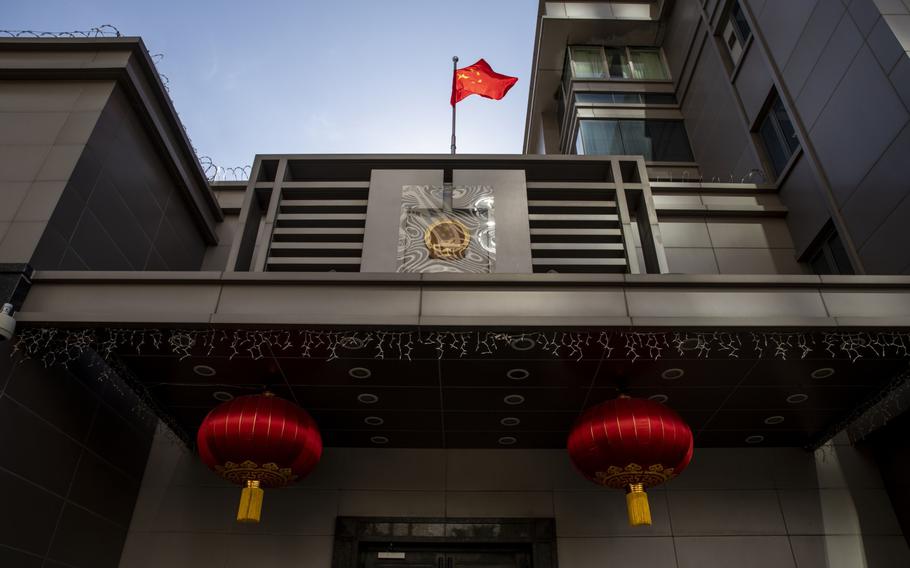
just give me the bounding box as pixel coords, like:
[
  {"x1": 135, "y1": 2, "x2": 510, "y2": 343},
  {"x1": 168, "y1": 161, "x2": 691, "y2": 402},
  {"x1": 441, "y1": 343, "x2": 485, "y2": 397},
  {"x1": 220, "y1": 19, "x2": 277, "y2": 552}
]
[{"x1": 424, "y1": 219, "x2": 471, "y2": 259}]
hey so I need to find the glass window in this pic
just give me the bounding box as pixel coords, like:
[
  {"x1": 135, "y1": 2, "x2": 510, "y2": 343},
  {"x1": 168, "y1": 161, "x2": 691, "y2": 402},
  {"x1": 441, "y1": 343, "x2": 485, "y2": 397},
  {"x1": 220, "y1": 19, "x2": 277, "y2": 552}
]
[
  {"x1": 731, "y1": 1, "x2": 752, "y2": 43},
  {"x1": 722, "y1": 1, "x2": 751, "y2": 65},
  {"x1": 575, "y1": 92, "x2": 677, "y2": 105},
  {"x1": 577, "y1": 120, "x2": 624, "y2": 155},
  {"x1": 758, "y1": 93, "x2": 800, "y2": 177},
  {"x1": 629, "y1": 48, "x2": 669, "y2": 80},
  {"x1": 576, "y1": 120, "x2": 694, "y2": 161},
  {"x1": 807, "y1": 225, "x2": 854, "y2": 275},
  {"x1": 570, "y1": 47, "x2": 606, "y2": 79},
  {"x1": 604, "y1": 48, "x2": 631, "y2": 78}
]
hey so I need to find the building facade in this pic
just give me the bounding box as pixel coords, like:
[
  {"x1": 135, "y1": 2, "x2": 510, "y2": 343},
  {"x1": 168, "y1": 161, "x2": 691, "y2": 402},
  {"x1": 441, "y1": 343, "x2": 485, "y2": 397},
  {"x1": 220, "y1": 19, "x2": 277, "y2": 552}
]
[{"x1": 1, "y1": 1, "x2": 910, "y2": 566}]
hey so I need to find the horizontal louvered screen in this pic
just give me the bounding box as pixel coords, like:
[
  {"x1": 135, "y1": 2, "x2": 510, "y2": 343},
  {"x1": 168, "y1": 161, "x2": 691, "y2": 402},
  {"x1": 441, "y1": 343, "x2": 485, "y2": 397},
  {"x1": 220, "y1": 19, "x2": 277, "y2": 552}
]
[
  {"x1": 527, "y1": 187, "x2": 628, "y2": 273},
  {"x1": 266, "y1": 187, "x2": 366, "y2": 272}
]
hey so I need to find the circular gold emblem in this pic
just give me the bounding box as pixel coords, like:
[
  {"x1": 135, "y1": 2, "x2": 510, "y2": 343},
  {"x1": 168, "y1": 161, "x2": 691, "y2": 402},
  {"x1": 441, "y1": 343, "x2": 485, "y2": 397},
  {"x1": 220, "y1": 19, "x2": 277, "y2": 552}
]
[{"x1": 424, "y1": 219, "x2": 471, "y2": 259}]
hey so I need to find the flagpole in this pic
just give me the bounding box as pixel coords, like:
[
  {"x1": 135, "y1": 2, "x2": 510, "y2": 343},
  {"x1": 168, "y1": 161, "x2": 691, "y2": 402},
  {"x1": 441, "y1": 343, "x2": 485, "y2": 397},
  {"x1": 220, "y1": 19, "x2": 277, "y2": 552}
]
[{"x1": 451, "y1": 55, "x2": 458, "y2": 155}]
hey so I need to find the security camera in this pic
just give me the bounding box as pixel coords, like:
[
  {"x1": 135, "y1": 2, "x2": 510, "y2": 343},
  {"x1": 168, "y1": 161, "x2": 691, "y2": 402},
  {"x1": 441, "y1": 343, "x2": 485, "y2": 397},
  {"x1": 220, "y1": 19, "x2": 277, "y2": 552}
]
[{"x1": 0, "y1": 304, "x2": 15, "y2": 341}]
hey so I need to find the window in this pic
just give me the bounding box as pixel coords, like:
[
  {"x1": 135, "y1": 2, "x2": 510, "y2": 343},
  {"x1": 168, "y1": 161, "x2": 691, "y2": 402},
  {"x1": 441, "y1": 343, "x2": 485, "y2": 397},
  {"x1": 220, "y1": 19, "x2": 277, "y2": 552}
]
[
  {"x1": 807, "y1": 225, "x2": 853, "y2": 275},
  {"x1": 575, "y1": 92, "x2": 677, "y2": 105},
  {"x1": 570, "y1": 46, "x2": 607, "y2": 79},
  {"x1": 757, "y1": 93, "x2": 800, "y2": 177},
  {"x1": 576, "y1": 119, "x2": 694, "y2": 162},
  {"x1": 565, "y1": 46, "x2": 669, "y2": 82},
  {"x1": 722, "y1": 1, "x2": 751, "y2": 65},
  {"x1": 629, "y1": 49, "x2": 669, "y2": 80}
]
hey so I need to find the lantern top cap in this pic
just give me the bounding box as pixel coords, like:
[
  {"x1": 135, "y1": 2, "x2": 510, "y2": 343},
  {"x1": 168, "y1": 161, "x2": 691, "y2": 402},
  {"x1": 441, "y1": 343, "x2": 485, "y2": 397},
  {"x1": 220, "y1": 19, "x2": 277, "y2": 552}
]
[
  {"x1": 263, "y1": 391, "x2": 276, "y2": 397},
  {"x1": 618, "y1": 394, "x2": 631, "y2": 399}
]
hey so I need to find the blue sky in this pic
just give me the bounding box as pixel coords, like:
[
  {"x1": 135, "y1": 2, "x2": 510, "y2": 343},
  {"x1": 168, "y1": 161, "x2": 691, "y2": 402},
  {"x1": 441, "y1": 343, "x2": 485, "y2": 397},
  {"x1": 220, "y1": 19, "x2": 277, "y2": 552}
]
[{"x1": 7, "y1": 0, "x2": 539, "y2": 170}]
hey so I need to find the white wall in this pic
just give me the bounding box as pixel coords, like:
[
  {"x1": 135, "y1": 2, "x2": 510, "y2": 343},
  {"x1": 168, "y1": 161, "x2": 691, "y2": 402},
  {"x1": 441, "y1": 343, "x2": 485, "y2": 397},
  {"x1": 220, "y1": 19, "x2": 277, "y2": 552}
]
[{"x1": 120, "y1": 425, "x2": 908, "y2": 568}]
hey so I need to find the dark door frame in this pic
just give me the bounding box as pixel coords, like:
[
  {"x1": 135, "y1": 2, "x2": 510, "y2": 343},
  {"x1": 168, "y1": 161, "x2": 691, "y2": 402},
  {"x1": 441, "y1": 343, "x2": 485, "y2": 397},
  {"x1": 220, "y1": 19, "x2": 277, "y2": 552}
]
[{"x1": 332, "y1": 517, "x2": 558, "y2": 568}]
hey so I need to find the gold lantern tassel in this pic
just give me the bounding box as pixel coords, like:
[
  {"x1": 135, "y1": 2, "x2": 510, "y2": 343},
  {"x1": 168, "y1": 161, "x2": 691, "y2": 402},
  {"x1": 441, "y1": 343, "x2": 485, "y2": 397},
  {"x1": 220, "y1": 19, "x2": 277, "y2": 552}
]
[
  {"x1": 237, "y1": 480, "x2": 264, "y2": 523},
  {"x1": 626, "y1": 483, "x2": 652, "y2": 526}
]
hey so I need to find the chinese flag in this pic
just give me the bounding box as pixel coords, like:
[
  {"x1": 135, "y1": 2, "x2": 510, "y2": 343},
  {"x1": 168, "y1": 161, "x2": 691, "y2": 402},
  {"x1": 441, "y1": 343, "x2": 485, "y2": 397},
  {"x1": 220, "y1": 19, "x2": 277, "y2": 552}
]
[{"x1": 451, "y1": 59, "x2": 518, "y2": 106}]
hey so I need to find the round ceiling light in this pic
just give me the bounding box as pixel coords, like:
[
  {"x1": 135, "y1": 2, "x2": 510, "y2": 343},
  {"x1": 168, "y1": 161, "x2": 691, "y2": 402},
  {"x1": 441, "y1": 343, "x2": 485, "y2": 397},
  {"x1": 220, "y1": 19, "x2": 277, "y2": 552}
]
[
  {"x1": 661, "y1": 368, "x2": 684, "y2": 380},
  {"x1": 786, "y1": 393, "x2": 809, "y2": 404},
  {"x1": 193, "y1": 364, "x2": 216, "y2": 377},
  {"x1": 506, "y1": 368, "x2": 530, "y2": 381},
  {"x1": 364, "y1": 416, "x2": 384, "y2": 426},
  {"x1": 370, "y1": 435, "x2": 389, "y2": 445},
  {"x1": 348, "y1": 367, "x2": 372, "y2": 379},
  {"x1": 745, "y1": 435, "x2": 765, "y2": 444},
  {"x1": 764, "y1": 415, "x2": 785, "y2": 425},
  {"x1": 503, "y1": 394, "x2": 526, "y2": 406},
  {"x1": 648, "y1": 394, "x2": 669, "y2": 404},
  {"x1": 500, "y1": 417, "x2": 521, "y2": 427},
  {"x1": 498, "y1": 436, "x2": 518, "y2": 446},
  {"x1": 810, "y1": 367, "x2": 835, "y2": 379},
  {"x1": 509, "y1": 337, "x2": 536, "y2": 351},
  {"x1": 357, "y1": 393, "x2": 379, "y2": 404},
  {"x1": 212, "y1": 391, "x2": 234, "y2": 402}
]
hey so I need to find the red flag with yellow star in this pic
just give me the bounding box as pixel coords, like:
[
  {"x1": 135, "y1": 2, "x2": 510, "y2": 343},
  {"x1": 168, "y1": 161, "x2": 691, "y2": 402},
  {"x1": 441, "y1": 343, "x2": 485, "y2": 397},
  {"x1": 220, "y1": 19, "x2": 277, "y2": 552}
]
[{"x1": 451, "y1": 59, "x2": 518, "y2": 106}]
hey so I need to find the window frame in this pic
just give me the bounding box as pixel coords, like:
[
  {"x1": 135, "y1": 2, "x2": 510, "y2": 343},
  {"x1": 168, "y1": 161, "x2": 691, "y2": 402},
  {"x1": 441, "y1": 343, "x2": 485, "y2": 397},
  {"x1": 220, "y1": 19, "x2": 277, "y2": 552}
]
[
  {"x1": 575, "y1": 118, "x2": 695, "y2": 162},
  {"x1": 755, "y1": 91, "x2": 801, "y2": 179},
  {"x1": 563, "y1": 46, "x2": 671, "y2": 83},
  {"x1": 721, "y1": 0, "x2": 752, "y2": 67}
]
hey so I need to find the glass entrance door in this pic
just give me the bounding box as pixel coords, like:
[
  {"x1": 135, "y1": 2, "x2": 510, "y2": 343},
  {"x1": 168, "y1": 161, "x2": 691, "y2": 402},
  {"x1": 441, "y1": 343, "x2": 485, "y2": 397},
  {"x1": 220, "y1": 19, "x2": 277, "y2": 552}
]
[{"x1": 361, "y1": 547, "x2": 531, "y2": 568}]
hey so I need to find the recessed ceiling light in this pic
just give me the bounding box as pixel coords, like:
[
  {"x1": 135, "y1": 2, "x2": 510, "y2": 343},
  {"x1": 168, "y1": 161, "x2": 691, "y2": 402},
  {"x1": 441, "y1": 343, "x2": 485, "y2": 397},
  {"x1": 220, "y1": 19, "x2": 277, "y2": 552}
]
[
  {"x1": 506, "y1": 368, "x2": 530, "y2": 380},
  {"x1": 370, "y1": 436, "x2": 389, "y2": 445},
  {"x1": 509, "y1": 337, "x2": 536, "y2": 351},
  {"x1": 498, "y1": 436, "x2": 517, "y2": 446},
  {"x1": 648, "y1": 394, "x2": 669, "y2": 404},
  {"x1": 786, "y1": 393, "x2": 809, "y2": 404},
  {"x1": 503, "y1": 394, "x2": 526, "y2": 406},
  {"x1": 364, "y1": 416, "x2": 384, "y2": 426},
  {"x1": 212, "y1": 391, "x2": 233, "y2": 402},
  {"x1": 348, "y1": 367, "x2": 372, "y2": 379},
  {"x1": 357, "y1": 393, "x2": 379, "y2": 404},
  {"x1": 500, "y1": 417, "x2": 521, "y2": 427},
  {"x1": 661, "y1": 368, "x2": 684, "y2": 380},
  {"x1": 810, "y1": 367, "x2": 835, "y2": 379},
  {"x1": 764, "y1": 415, "x2": 785, "y2": 425},
  {"x1": 745, "y1": 435, "x2": 765, "y2": 444},
  {"x1": 193, "y1": 364, "x2": 216, "y2": 377}
]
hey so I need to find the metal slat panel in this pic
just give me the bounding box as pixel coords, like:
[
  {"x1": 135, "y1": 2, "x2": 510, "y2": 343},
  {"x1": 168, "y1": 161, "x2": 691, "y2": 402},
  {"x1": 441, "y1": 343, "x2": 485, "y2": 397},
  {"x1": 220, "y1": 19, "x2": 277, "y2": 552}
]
[
  {"x1": 273, "y1": 228, "x2": 366, "y2": 235},
  {"x1": 270, "y1": 242, "x2": 364, "y2": 249},
  {"x1": 525, "y1": 182, "x2": 615, "y2": 189},
  {"x1": 277, "y1": 214, "x2": 366, "y2": 221},
  {"x1": 280, "y1": 200, "x2": 369, "y2": 207},
  {"x1": 528, "y1": 200, "x2": 617, "y2": 208},
  {"x1": 529, "y1": 228, "x2": 622, "y2": 235},
  {"x1": 531, "y1": 243, "x2": 625, "y2": 250},
  {"x1": 266, "y1": 257, "x2": 363, "y2": 265},
  {"x1": 531, "y1": 258, "x2": 628, "y2": 266},
  {"x1": 528, "y1": 214, "x2": 618, "y2": 221}
]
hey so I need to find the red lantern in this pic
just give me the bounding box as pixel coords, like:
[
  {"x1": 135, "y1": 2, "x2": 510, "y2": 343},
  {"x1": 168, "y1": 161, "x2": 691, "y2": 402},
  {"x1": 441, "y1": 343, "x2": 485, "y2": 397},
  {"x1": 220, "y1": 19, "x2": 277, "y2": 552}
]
[
  {"x1": 197, "y1": 392, "x2": 322, "y2": 523},
  {"x1": 567, "y1": 395, "x2": 693, "y2": 526}
]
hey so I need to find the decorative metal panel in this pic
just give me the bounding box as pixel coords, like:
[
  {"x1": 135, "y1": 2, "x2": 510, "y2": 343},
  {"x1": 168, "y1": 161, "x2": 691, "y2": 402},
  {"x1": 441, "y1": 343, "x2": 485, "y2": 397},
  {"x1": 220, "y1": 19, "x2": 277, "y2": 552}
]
[{"x1": 397, "y1": 185, "x2": 495, "y2": 273}]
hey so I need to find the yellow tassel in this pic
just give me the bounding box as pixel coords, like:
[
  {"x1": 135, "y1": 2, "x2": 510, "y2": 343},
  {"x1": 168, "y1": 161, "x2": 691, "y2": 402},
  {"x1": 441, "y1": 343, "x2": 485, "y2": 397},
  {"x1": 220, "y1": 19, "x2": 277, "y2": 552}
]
[
  {"x1": 626, "y1": 483, "x2": 652, "y2": 526},
  {"x1": 237, "y1": 480, "x2": 264, "y2": 523}
]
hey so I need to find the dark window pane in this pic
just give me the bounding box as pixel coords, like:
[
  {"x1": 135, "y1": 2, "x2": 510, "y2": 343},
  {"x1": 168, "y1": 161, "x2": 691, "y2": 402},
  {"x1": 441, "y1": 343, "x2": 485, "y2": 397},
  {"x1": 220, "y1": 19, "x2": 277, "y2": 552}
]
[
  {"x1": 619, "y1": 120, "x2": 652, "y2": 159},
  {"x1": 605, "y1": 48, "x2": 631, "y2": 78},
  {"x1": 828, "y1": 234, "x2": 854, "y2": 275},
  {"x1": 731, "y1": 2, "x2": 751, "y2": 42},
  {"x1": 613, "y1": 92, "x2": 642, "y2": 104},
  {"x1": 810, "y1": 251, "x2": 832, "y2": 275},
  {"x1": 578, "y1": 120, "x2": 624, "y2": 155},
  {"x1": 772, "y1": 97, "x2": 800, "y2": 154},
  {"x1": 642, "y1": 93, "x2": 677, "y2": 105},
  {"x1": 575, "y1": 92, "x2": 615, "y2": 104},
  {"x1": 759, "y1": 113, "x2": 789, "y2": 176}
]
